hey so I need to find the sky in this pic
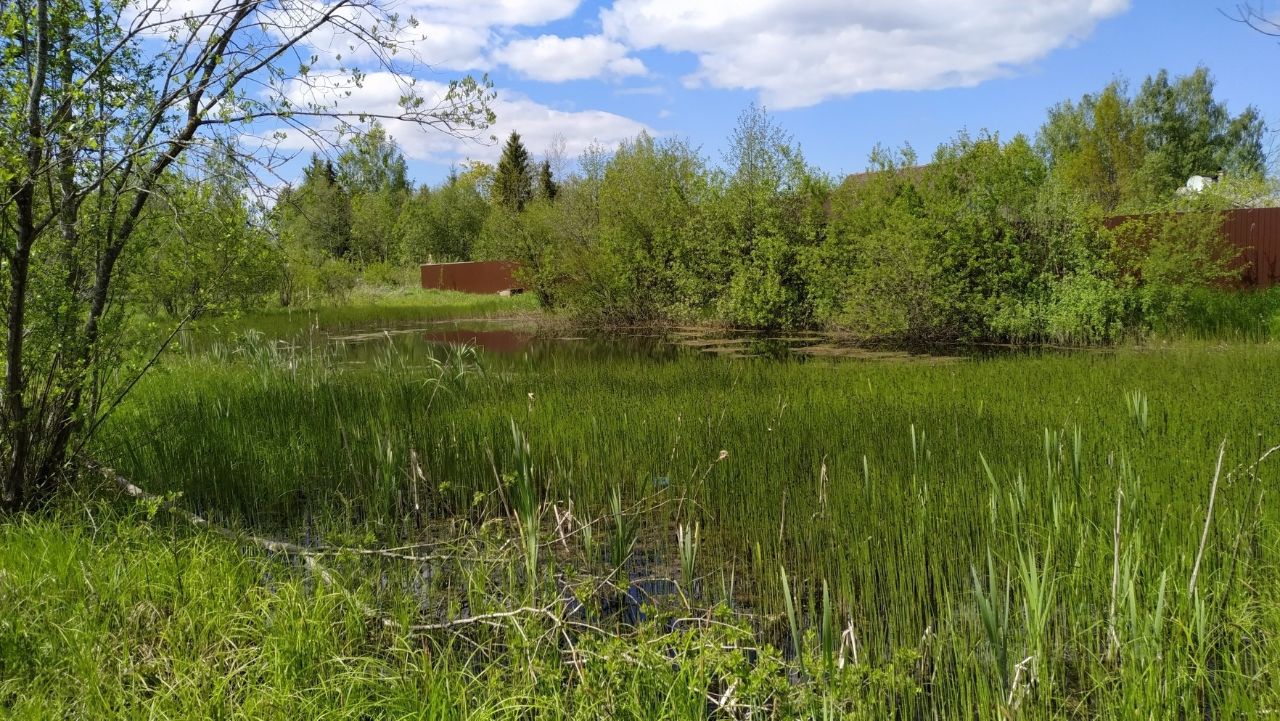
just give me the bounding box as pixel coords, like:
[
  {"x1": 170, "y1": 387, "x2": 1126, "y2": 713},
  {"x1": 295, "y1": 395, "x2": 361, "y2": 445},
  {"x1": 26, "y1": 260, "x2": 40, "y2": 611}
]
[{"x1": 275, "y1": 0, "x2": 1280, "y2": 185}]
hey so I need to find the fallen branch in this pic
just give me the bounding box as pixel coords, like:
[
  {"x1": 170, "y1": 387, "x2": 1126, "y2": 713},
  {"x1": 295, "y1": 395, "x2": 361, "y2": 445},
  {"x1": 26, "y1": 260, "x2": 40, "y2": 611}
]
[
  {"x1": 410, "y1": 605, "x2": 562, "y2": 632},
  {"x1": 94, "y1": 461, "x2": 577, "y2": 637},
  {"x1": 94, "y1": 461, "x2": 339, "y2": 584}
]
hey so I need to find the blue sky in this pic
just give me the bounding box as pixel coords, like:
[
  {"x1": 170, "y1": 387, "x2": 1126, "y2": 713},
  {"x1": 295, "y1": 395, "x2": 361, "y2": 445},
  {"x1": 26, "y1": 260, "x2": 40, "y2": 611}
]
[{"x1": 290, "y1": 0, "x2": 1279, "y2": 185}]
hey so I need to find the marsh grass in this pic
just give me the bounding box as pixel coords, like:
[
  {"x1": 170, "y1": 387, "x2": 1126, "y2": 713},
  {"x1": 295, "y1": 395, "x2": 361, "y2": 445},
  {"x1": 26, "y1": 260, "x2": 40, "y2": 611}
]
[
  {"x1": 1182, "y1": 286, "x2": 1280, "y2": 341},
  {"x1": 2, "y1": 491, "x2": 849, "y2": 719},
  {"x1": 180, "y1": 286, "x2": 539, "y2": 352},
  {"x1": 28, "y1": 292, "x2": 1280, "y2": 717}
]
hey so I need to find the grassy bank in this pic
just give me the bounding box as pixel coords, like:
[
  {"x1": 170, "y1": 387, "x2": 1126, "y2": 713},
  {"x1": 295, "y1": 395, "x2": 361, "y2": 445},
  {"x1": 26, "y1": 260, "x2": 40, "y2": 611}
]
[
  {"x1": 1180, "y1": 286, "x2": 1280, "y2": 341},
  {"x1": 183, "y1": 285, "x2": 540, "y2": 339},
  {"x1": 1, "y1": 493, "x2": 826, "y2": 719}
]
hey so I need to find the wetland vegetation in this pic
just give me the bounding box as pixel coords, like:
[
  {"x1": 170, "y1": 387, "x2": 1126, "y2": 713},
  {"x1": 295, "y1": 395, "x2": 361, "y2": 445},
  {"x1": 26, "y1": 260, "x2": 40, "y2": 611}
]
[
  {"x1": 3, "y1": 1, "x2": 1280, "y2": 715},
  {"x1": 5, "y1": 291, "x2": 1280, "y2": 718}
]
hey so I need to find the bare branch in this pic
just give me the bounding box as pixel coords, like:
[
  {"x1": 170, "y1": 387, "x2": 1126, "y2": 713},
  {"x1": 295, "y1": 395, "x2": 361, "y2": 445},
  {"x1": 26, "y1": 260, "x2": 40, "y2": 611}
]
[{"x1": 1228, "y1": 2, "x2": 1280, "y2": 37}]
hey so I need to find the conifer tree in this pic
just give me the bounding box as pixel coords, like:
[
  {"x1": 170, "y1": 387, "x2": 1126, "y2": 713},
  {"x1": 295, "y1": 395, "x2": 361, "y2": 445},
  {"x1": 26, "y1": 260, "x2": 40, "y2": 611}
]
[
  {"x1": 280, "y1": 155, "x2": 354, "y2": 258},
  {"x1": 494, "y1": 131, "x2": 534, "y2": 211},
  {"x1": 539, "y1": 160, "x2": 558, "y2": 201}
]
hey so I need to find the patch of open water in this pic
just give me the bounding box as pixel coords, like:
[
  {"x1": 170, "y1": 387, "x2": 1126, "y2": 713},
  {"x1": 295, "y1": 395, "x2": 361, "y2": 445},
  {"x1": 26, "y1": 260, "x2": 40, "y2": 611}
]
[{"x1": 312, "y1": 317, "x2": 1052, "y2": 365}]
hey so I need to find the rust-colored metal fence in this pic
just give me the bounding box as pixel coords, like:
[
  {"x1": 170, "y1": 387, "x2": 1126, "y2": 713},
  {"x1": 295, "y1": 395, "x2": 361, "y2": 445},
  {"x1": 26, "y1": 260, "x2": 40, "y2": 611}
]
[
  {"x1": 419, "y1": 261, "x2": 522, "y2": 294},
  {"x1": 1226, "y1": 208, "x2": 1280, "y2": 287},
  {"x1": 1105, "y1": 208, "x2": 1280, "y2": 288}
]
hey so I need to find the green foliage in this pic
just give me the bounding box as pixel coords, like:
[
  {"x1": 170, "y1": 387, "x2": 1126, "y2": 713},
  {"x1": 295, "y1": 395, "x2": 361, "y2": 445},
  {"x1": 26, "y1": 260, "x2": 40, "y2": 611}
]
[
  {"x1": 1106, "y1": 210, "x2": 1238, "y2": 330},
  {"x1": 818, "y1": 133, "x2": 1115, "y2": 342},
  {"x1": 135, "y1": 156, "x2": 283, "y2": 317},
  {"x1": 278, "y1": 156, "x2": 354, "y2": 259},
  {"x1": 513, "y1": 89, "x2": 1265, "y2": 342},
  {"x1": 0, "y1": 0, "x2": 495, "y2": 509},
  {"x1": 278, "y1": 139, "x2": 457, "y2": 297},
  {"x1": 476, "y1": 200, "x2": 560, "y2": 304},
  {"x1": 925, "y1": 132, "x2": 1052, "y2": 337},
  {"x1": 494, "y1": 131, "x2": 534, "y2": 212},
  {"x1": 712, "y1": 104, "x2": 829, "y2": 329},
  {"x1": 531, "y1": 109, "x2": 832, "y2": 329},
  {"x1": 395, "y1": 172, "x2": 489, "y2": 263},
  {"x1": 359, "y1": 261, "x2": 415, "y2": 287},
  {"x1": 335, "y1": 122, "x2": 410, "y2": 197},
  {"x1": 1039, "y1": 67, "x2": 1267, "y2": 212},
  {"x1": 349, "y1": 187, "x2": 406, "y2": 264},
  {"x1": 55, "y1": 62, "x2": 1270, "y2": 351},
  {"x1": 538, "y1": 159, "x2": 558, "y2": 202},
  {"x1": 1038, "y1": 80, "x2": 1148, "y2": 212},
  {"x1": 314, "y1": 257, "x2": 360, "y2": 300},
  {"x1": 1038, "y1": 272, "x2": 1128, "y2": 343},
  {"x1": 338, "y1": 123, "x2": 411, "y2": 264},
  {"x1": 1133, "y1": 68, "x2": 1266, "y2": 195},
  {"x1": 583, "y1": 133, "x2": 710, "y2": 323}
]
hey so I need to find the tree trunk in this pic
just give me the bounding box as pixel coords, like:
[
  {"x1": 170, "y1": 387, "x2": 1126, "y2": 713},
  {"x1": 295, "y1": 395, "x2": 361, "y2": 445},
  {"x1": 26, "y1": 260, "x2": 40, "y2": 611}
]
[
  {"x1": 2, "y1": 0, "x2": 49, "y2": 511},
  {"x1": 4, "y1": 236, "x2": 33, "y2": 511}
]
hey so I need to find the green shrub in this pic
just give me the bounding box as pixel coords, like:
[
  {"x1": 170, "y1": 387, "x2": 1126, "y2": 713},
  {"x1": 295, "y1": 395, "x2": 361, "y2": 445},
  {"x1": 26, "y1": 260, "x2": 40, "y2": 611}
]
[
  {"x1": 1043, "y1": 272, "x2": 1128, "y2": 343},
  {"x1": 1106, "y1": 211, "x2": 1236, "y2": 331},
  {"x1": 316, "y1": 258, "x2": 359, "y2": 300},
  {"x1": 360, "y1": 261, "x2": 414, "y2": 287},
  {"x1": 719, "y1": 232, "x2": 808, "y2": 329}
]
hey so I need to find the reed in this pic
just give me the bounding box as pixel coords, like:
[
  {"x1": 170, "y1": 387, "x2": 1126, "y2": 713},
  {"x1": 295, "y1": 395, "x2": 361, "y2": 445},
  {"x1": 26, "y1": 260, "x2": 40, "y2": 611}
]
[{"x1": 64, "y1": 295, "x2": 1280, "y2": 717}]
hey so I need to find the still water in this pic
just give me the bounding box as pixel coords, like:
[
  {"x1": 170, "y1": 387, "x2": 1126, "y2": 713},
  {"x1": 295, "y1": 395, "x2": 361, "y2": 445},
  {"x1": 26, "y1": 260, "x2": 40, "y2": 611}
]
[{"x1": 312, "y1": 317, "x2": 976, "y2": 365}]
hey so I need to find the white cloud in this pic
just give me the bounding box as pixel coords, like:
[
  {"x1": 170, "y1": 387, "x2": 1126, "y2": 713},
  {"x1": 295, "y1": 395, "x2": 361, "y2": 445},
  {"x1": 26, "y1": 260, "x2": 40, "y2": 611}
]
[
  {"x1": 274, "y1": 71, "x2": 650, "y2": 166},
  {"x1": 476, "y1": 93, "x2": 652, "y2": 163},
  {"x1": 418, "y1": 0, "x2": 582, "y2": 28},
  {"x1": 387, "y1": 0, "x2": 584, "y2": 68},
  {"x1": 601, "y1": 0, "x2": 1131, "y2": 108},
  {"x1": 493, "y1": 34, "x2": 647, "y2": 82},
  {"x1": 614, "y1": 85, "x2": 667, "y2": 96},
  {"x1": 279, "y1": 0, "x2": 585, "y2": 70}
]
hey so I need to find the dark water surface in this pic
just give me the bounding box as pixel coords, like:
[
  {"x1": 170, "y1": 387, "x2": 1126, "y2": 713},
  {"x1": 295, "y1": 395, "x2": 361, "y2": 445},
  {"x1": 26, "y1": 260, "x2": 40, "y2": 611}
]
[{"x1": 310, "y1": 317, "x2": 1029, "y2": 365}]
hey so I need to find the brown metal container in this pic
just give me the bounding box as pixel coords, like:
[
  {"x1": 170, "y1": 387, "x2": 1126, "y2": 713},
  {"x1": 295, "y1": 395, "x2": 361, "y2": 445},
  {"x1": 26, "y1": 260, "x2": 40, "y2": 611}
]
[{"x1": 419, "y1": 261, "x2": 522, "y2": 294}]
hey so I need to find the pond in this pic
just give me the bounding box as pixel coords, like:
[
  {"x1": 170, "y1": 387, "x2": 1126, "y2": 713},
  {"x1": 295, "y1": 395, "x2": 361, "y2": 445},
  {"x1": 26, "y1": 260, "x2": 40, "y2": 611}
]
[
  {"x1": 121, "y1": 305, "x2": 1280, "y2": 712},
  {"x1": 306, "y1": 316, "x2": 989, "y2": 365}
]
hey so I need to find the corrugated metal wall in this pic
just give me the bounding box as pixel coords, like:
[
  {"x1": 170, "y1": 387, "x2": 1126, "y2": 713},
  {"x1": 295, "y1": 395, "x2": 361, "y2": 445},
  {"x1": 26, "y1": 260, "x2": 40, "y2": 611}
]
[
  {"x1": 1226, "y1": 209, "x2": 1280, "y2": 287},
  {"x1": 419, "y1": 261, "x2": 522, "y2": 294},
  {"x1": 1106, "y1": 208, "x2": 1280, "y2": 288}
]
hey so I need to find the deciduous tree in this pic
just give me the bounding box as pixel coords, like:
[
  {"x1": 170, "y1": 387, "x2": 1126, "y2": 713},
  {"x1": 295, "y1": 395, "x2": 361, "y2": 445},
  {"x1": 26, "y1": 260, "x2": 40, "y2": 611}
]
[{"x1": 0, "y1": 0, "x2": 494, "y2": 509}]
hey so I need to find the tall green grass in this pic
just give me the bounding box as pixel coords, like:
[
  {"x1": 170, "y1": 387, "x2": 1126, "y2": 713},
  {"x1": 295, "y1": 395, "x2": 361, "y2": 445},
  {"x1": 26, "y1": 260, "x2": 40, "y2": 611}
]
[
  {"x1": 1180, "y1": 286, "x2": 1280, "y2": 341},
  {"x1": 181, "y1": 286, "x2": 539, "y2": 347},
  {"x1": 2, "y1": 494, "x2": 819, "y2": 719},
  {"x1": 87, "y1": 309, "x2": 1280, "y2": 716}
]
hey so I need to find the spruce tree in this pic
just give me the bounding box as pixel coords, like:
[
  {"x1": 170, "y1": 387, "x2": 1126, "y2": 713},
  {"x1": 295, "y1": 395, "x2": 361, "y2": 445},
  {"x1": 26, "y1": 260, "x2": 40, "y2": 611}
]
[
  {"x1": 494, "y1": 131, "x2": 534, "y2": 211},
  {"x1": 281, "y1": 155, "x2": 353, "y2": 258},
  {"x1": 538, "y1": 160, "x2": 557, "y2": 201}
]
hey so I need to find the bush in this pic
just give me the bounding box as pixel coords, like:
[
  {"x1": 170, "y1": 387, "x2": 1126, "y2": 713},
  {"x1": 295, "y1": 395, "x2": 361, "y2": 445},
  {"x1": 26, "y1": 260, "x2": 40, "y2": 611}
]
[
  {"x1": 1043, "y1": 273, "x2": 1128, "y2": 343},
  {"x1": 316, "y1": 258, "x2": 359, "y2": 300},
  {"x1": 134, "y1": 168, "x2": 284, "y2": 317},
  {"x1": 1106, "y1": 211, "x2": 1236, "y2": 331},
  {"x1": 360, "y1": 261, "x2": 414, "y2": 287},
  {"x1": 477, "y1": 202, "x2": 562, "y2": 306}
]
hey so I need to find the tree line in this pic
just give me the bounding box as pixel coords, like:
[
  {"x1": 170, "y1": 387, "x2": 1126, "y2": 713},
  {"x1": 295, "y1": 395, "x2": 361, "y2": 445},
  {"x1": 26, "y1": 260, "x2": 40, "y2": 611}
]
[{"x1": 136, "y1": 66, "x2": 1271, "y2": 344}]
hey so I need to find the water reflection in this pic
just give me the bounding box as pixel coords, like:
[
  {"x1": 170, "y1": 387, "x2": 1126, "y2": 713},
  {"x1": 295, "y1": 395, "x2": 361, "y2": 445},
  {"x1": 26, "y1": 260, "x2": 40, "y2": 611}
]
[
  {"x1": 420, "y1": 326, "x2": 538, "y2": 354},
  {"x1": 320, "y1": 320, "x2": 690, "y2": 364},
  {"x1": 319, "y1": 318, "x2": 979, "y2": 364}
]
